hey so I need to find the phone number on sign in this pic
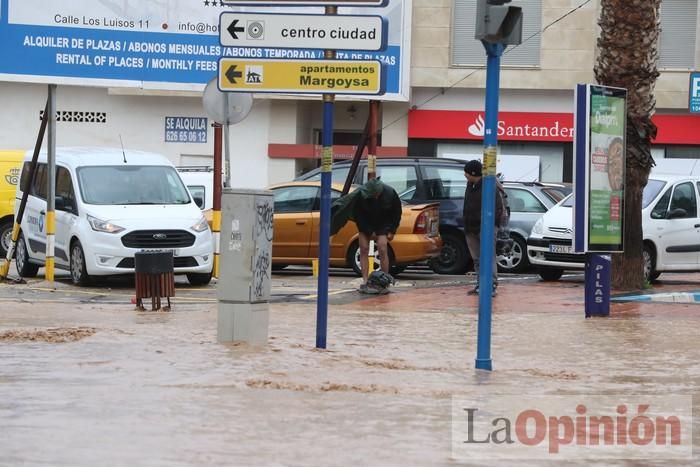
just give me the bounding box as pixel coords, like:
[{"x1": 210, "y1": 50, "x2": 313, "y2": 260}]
[{"x1": 165, "y1": 130, "x2": 206, "y2": 143}]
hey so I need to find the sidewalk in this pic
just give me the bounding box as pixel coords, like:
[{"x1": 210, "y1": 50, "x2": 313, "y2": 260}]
[{"x1": 0, "y1": 274, "x2": 699, "y2": 465}]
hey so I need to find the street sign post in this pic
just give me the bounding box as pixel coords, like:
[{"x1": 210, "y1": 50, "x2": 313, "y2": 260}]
[
  {"x1": 218, "y1": 59, "x2": 383, "y2": 95},
  {"x1": 690, "y1": 72, "x2": 700, "y2": 114},
  {"x1": 219, "y1": 12, "x2": 386, "y2": 51},
  {"x1": 221, "y1": 0, "x2": 388, "y2": 6}
]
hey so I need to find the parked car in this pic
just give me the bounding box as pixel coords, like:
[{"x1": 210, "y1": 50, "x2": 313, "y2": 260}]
[
  {"x1": 15, "y1": 147, "x2": 214, "y2": 285},
  {"x1": 0, "y1": 150, "x2": 25, "y2": 258},
  {"x1": 268, "y1": 181, "x2": 442, "y2": 275},
  {"x1": 527, "y1": 173, "x2": 700, "y2": 282},
  {"x1": 297, "y1": 158, "x2": 570, "y2": 274}
]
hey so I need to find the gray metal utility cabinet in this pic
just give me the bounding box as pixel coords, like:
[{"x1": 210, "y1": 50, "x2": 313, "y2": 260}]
[{"x1": 217, "y1": 188, "x2": 273, "y2": 345}]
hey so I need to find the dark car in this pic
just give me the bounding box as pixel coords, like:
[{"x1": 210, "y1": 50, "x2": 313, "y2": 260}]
[{"x1": 297, "y1": 157, "x2": 570, "y2": 274}]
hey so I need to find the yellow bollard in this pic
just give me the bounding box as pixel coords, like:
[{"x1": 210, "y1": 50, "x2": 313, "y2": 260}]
[
  {"x1": 312, "y1": 259, "x2": 319, "y2": 277},
  {"x1": 368, "y1": 240, "x2": 375, "y2": 274}
]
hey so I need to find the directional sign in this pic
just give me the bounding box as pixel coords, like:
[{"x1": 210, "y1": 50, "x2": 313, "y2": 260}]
[
  {"x1": 690, "y1": 72, "x2": 700, "y2": 114},
  {"x1": 219, "y1": 12, "x2": 386, "y2": 51},
  {"x1": 222, "y1": 1, "x2": 388, "y2": 6},
  {"x1": 218, "y1": 59, "x2": 383, "y2": 95}
]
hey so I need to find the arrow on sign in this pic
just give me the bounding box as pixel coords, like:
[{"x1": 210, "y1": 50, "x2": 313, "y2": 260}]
[
  {"x1": 227, "y1": 19, "x2": 245, "y2": 40},
  {"x1": 225, "y1": 65, "x2": 243, "y2": 84}
]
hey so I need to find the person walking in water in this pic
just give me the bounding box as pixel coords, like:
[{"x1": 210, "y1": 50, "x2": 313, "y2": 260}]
[{"x1": 462, "y1": 160, "x2": 506, "y2": 297}]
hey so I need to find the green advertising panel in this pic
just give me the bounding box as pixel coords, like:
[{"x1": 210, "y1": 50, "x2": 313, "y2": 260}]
[{"x1": 587, "y1": 86, "x2": 626, "y2": 251}]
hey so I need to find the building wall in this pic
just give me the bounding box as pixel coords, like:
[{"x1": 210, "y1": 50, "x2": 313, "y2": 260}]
[
  {"x1": 412, "y1": 0, "x2": 598, "y2": 91},
  {"x1": 412, "y1": 0, "x2": 694, "y2": 110}
]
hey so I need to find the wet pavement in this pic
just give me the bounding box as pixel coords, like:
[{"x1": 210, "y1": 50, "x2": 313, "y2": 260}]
[{"x1": 1, "y1": 270, "x2": 699, "y2": 466}]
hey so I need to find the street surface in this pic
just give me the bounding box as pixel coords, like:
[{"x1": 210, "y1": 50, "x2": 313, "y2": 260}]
[{"x1": 1, "y1": 265, "x2": 699, "y2": 466}]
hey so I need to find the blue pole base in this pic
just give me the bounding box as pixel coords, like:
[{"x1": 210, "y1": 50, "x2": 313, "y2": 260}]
[{"x1": 475, "y1": 358, "x2": 493, "y2": 371}]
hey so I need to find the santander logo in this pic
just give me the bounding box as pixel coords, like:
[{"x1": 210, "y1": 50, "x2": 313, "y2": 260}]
[
  {"x1": 468, "y1": 114, "x2": 485, "y2": 137},
  {"x1": 467, "y1": 114, "x2": 574, "y2": 140}
]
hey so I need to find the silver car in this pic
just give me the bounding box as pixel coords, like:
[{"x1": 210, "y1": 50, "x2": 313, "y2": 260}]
[
  {"x1": 398, "y1": 180, "x2": 570, "y2": 273},
  {"x1": 499, "y1": 182, "x2": 571, "y2": 272}
]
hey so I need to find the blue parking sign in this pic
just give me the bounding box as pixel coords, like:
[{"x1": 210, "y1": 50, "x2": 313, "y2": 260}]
[{"x1": 690, "y1": 72, "x2": 700, "y2": 114}]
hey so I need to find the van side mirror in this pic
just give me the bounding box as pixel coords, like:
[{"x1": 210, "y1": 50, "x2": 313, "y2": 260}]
[{"x1": 193, "y1": 195, "x2": 204, "y2": 209}]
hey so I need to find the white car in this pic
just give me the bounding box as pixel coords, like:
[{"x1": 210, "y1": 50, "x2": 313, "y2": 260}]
[
  {"x1": 527, "y1": 173, "x2": 700, "y2": 282},
  {"x1": 15, "y1": 147, "x2": 214, "y2": 285}
]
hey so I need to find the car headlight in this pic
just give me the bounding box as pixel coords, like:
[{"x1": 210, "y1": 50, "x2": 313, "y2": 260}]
[
  {"x1": 87, "y1": 214, "x2": 125, "y2": 234},
  {"x1": 531, "y1": 217, "x2": 544, "y2": 235},
  {"x1": 191, "y1": 215, "x2": 209, "y2": 233}
]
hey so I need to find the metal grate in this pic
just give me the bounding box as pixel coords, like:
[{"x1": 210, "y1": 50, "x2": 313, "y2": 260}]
[
  {"x1": 39, "y1": 110, "x2": 107, "y2": 123},
  {"x1": 121, "y1": 230, "x2": 195, "y2": 249}
]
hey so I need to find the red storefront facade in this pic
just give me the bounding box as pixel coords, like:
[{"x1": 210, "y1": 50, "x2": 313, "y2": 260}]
[
  {"x1": 408, "y1": 109, "x2": 700, "y2": 145},
  {"x1": 406, "y1": 109, "x2": 700, "y2": 182}
]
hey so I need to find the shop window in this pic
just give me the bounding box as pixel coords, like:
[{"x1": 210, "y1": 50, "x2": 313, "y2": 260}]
[
  {"x1": 451, "y1": 0, "x2": 541, "y2": 67},
  {"x1": 664, "y1": 146, "x2": 700, "y2": 159},
  {"x1": 659, "y1": 0, "x2": 698, "y2": 69}
]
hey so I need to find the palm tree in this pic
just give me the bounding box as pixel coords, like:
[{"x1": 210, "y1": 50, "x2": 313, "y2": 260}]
[{"x1": 594, "y1": 0, "x2": 660, "y2": 289}]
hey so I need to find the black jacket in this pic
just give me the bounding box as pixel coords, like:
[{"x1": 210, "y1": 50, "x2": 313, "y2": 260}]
[
  {"x1": 462, "y1": 178, "x2": 505, "y2": 234},
  {"x1": 353, "y1": 185, "x2": 402, "y2": 235}
]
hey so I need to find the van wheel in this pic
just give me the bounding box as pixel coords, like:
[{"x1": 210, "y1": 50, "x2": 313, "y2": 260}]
[
  {"x1": 15, "y1": 232, "x2": 39, "y2": 278},
  {"x1": 0, "y1": 219, "x2": 13, "y2": 258},
  {"x1": 70, "y1": 240, "x2": 91, "y2": 286},
  {"x1": 538, "y1": 268, "x2": 563, "y2": 281},
  {"x1": 187, "y1": 272, "x2": 212, "y2": 286},
  {"x1": 429, "y1": 232, "x2": 467, "y2": 275},
  {"x1": 348, "y1": 241, "x2": 395, "y2": 277},
  {"x1": 643, "y1": 245, "x2": 660, "y2": 282}
]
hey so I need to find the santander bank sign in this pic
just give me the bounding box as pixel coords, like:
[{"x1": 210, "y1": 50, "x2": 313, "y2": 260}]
[
  {"x1": 408, "y1": 110, "x2": 575, "y2": 142},
  {"x1": 408, "y1": 109, "x2": 700, "y2": 144}
]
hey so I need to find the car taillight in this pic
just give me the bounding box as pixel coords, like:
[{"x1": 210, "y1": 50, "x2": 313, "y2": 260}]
[{"x1": 414, "y1": 211, "x2": 428, "y2": 234}]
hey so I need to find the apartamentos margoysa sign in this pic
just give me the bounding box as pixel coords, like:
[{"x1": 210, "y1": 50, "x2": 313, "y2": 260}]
[{"x1": 218, "y1": 58, "x2": 383, "y2": 94}]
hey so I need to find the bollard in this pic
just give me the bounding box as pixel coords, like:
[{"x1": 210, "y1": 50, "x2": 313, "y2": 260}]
[
  {"x1": 312, "y1": 258, "x2": 319, "y2": 277},
  {"x1": 134, "y1": 250, "x2": 175, "y2": 311},
  {"x1": 368, "y1": 239, "x2": 375, "y2": 274}
]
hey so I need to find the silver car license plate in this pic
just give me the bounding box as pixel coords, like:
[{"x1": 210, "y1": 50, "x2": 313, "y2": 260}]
[{"x1": 549, "y1": 244, "x2": 573, "y2": 254}]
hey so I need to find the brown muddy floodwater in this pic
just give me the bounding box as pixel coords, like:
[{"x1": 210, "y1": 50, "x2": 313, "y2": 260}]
[{"x1": 0, "y1": 282, "x2": 698, "y2": 466}]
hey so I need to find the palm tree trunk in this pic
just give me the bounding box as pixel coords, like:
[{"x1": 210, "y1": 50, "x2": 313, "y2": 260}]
[{"x1": 594, "y1": 0, "x2": 660, "y2": 290}]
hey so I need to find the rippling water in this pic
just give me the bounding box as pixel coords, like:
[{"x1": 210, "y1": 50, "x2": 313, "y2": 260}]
[{"x1": 0, "y1": 283, "x2": 698, "y2": 466}]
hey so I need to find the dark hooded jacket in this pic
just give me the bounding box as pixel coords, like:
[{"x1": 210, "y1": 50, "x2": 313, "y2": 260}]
[
  {"x1": 330, "y1": 179, "x2": 402, "y2": 236},
  {"x1": 462, "y1": 178, "x2": 506, "y2": 234}
]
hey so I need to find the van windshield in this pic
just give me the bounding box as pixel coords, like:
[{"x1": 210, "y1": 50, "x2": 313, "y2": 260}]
[{"x1": 77, "y1": 165, "x2": 191, "y2": 205}]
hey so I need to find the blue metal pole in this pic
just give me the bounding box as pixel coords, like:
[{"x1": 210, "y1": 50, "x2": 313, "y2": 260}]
[
  {"x1": 316, "y1": 96, "x2": 334, "y2": 349},
  {"x1": 475, "y1": 42, "x2": 504, "y2": 371}
]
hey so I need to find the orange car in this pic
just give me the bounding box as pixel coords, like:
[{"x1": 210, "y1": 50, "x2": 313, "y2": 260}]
[{"x1": 269, "y1": 181, "x2": 442, "y2": 275}]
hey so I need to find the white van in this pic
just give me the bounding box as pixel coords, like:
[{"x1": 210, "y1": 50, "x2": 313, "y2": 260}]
[
  {"x1": 14, "y1": 147, "x2": 214, "y2": 285},
  {"x1": 527, "y1": 173, "x2": 700, "y2": 282}
]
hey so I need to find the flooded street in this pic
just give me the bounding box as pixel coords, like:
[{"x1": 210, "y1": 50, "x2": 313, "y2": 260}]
[{"x1": 1, "y1": 275, "x2": 699, "y2": 465}]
